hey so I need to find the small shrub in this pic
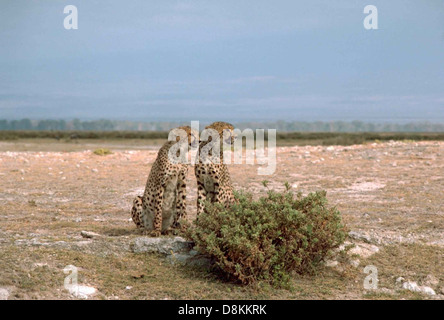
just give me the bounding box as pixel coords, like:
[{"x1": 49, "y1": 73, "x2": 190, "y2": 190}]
[
  {"x1": 28, "y1": 200, "x2": 37, "y2": 207},
  {"x1": 93, "y1": 148, "x2": 112, "y2": 156},
  {"x1": 187, "y1": 187, "x2": 347, "y2": 287}
]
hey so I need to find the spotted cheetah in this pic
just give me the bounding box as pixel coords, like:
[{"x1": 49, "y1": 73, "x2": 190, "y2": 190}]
[
  {"x1": 131, "y1": 126, "x2": 198, "y2": 236},
  {"x1": 195, "y1": 121, "x2": 237, "y2": 215}
]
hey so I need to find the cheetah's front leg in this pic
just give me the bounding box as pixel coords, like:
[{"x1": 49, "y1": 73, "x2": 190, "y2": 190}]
[
  {"x1": 173, "y1": 169, "x2": 187, "y2": 229},
  {"x1": 150, "y1": 187, "x2": 165, "y2": 237},
  {"x1": 196, "y1": 179, "x2": 208, "y2": 216},
  {"x1": 131, "y1": 196, "x2": 144, "y2": 229}
]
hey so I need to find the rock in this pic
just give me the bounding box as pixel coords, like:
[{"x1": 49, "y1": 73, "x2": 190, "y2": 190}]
[
  {"x1": 15, "y1": 238, "x2": 70, "y2": 249},
  {"x1": 66, "y1": 284, "x2": 96, "y2": 299},
  {"x1": 0, "y1": 288, "x2": 9, "y2": 300},
  {"x1": 440, "y1": 287, "x2": 444, "y2": 295},
  {"x1": 402, "y1": 281, "x2": 436, "y2": 296},
  {"x1": 396, "y1": 277, "x2": 405, "y2": 286},
  {"x1": 420, "y1": 286, "x2": 436, "y2": 296},
  {"x1": 130, "y1": 237, "x2": 193, "y2": 255},
  {"x1": 349, "y1": 243, "x2": 379, "y2": 258},
  {"x1": 402, "y1": 281, "x2": 421, "y2": 293},
  {"x1": 130, "y1": 237, "x2": 211, "y2": 268},
  {"x1": 323, "y1": 259, "x2": 344, "y2": 272},
  {"x1": 166, "y1": 252, "x2": 211, "y2": 268},
  {"x1": 80, "y1": 231, "x2": 101, "y2": 239},
  {"x1": 348, "y1": 231, "x2": 374, "y2": 244},
  {"x1": 349, "y1": 259, "x2": 360, "y2": 268},
  {"x1": 325, "y1": 260, "x2": 338, "y2": 268},
  {"x1": 33, "y1": 262, "x2": 49, "y2": 268}
]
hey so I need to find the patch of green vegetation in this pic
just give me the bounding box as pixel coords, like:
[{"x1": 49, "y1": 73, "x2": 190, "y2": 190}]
[
  {"x1": 0, "y1": 130, "x2": 169, "y2": 141},
  {"x1": 273, "y1": 132, "x2": 444, "y2": 146},
  {"x1": 28, "y1": 200, "x2": 37, "y2": 207},
  {"x1": 93, "y1": 148, "x2": 112, "y2": 156},
  {"x1": 187, "y1": 184, "x2": 347, "y2": 287},
  {"x1": 2, "y1": 130, "x2": 444, "y2": 146}
]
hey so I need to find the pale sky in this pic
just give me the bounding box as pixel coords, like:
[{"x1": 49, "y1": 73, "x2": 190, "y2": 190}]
[{"x1": 1, "y1": 0, "x2": 443, "y2": 122}]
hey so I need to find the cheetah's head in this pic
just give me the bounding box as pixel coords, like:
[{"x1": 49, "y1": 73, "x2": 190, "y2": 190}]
[
  {"x1": 205, "y1": 121, "x2": 237, "y2": 145},
  {"x1": 170, "y1": 126, "x2": 199, "y2": 147}
]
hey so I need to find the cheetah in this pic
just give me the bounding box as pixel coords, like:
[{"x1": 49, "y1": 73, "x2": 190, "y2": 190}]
[
  {"x1": 131, "y1": 126, "x2": 198, "y2": 236},
  {"x1": 195, "y1": 121, "x2": 237, "y2": 215}
]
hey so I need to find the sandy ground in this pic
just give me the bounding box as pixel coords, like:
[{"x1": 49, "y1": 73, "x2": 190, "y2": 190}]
[{"x1": 0, "y1": 140, "x2": 443, "y2": 299}]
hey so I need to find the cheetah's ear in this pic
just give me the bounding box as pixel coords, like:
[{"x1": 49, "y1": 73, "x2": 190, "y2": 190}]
[{"x1": 169, "y1": 127, "x2": 187, "y2": 143}]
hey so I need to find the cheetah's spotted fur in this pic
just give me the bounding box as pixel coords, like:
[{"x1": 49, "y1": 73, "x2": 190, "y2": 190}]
[
  {"x1": 131, "y1": 126, "x2": 198, "y2": 236},
  {"x1": 195, "y1": 121, "x2": 237, "y2": 215}
]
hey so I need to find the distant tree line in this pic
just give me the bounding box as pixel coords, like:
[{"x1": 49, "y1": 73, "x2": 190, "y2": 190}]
[
  {"x1": 0, "y1": 119, "x2": 185, "y2": 132},
  {"x1": 1, "y1": 119, "x2": 444, "y2": 132},
  {"x1": 236, "y1": 120, "x2": 444, "y2": 132}
]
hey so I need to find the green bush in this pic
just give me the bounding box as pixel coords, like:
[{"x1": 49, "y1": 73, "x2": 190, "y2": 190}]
[
  {"x1": 187, "y1": 186, "x2": 347, "y2": 287},
  {"x1": 93, "y1": 148, "x2": 112, "y2": 156}
]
